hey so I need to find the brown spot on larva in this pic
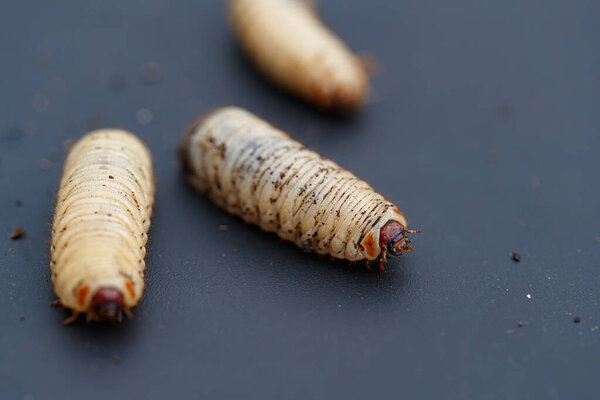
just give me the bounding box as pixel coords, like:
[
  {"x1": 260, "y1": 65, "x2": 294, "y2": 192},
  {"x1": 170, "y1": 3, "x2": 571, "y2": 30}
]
[
  {"x1": 109, "y1": 175, "x2": 114, "y2": 179},
  {"x1": 362, "y1": 233, "x2": 376, "y2": 258},
  {"x1": 76, "y1": 285, "x2": 90, "y2": 307},
  {"x1": 124, "y1": 280, "x2": 136, "y2": 299},
  {"x1": 90, "y1": 287, "x2": 125, "y2": 322}
]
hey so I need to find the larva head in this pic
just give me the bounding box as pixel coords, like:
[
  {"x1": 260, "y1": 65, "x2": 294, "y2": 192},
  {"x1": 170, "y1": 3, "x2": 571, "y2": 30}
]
[
  {"x1": 379, "y1": 220, "x2": 419, "y2": 258},
  {"x1": 90, "y1": 287, "x2": 126, "y2": 323}
]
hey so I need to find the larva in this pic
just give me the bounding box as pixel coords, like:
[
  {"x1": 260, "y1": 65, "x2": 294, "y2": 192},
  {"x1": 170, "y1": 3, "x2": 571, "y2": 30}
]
[
  {"x1": 50, "y1": 129, "x2": 155, "y2": 324},
  {"x1": 180, "y1": 107, "x2": 418, "y2": 268},
  {"x1": 229, "y1": 0, "x2": 370, "y2": 113}
]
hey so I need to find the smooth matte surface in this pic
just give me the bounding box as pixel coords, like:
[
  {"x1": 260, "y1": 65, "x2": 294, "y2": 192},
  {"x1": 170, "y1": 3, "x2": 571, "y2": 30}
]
[{"x1": 1, "y1": 1, "x2": 599, "y2": 399}]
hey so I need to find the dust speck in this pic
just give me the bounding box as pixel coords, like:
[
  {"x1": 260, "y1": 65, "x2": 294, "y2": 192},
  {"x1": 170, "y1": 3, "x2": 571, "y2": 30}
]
[
  {"x1": 139, "y1": 62, "x2": 163, "y2": 85},
  {"x1": 136, "y1": 108, "x2": 153, "y2": 125}
]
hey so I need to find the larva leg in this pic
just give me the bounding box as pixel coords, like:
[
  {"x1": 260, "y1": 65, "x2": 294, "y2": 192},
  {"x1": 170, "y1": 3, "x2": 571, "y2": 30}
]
[
  {"x1": 379, "y1": 248, "x2": 387, "y2": 271},
  {"x1": 51, "y1": 129, "x2": 154, "y2": 324},
  {"x1": 63, "y1": 311, "x2": 80, "y2": 326},
  {"x1": 229, "y1": 0, "x2": 370, "y2": 113},
  {"x1": 181, "y1": 107, "x2": 418, "y2": 266}
]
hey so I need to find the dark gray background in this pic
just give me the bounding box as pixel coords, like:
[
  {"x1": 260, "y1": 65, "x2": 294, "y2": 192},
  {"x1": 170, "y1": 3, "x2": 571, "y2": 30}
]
[{"x1": 1, "y1": 0, "x2": 599, "y2": 399}]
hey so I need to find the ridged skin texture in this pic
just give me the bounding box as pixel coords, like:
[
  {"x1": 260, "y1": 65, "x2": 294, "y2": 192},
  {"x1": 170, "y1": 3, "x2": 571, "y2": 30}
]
[
  {"x1": 51, "y1": 129, "x2": 154, "y2": 316},
  {"x1": 181, "y1": 107, "x2": 410, "y2": 262},
  {"x1": 229, "y1": 0, "x2": 369, "y2": 112}
]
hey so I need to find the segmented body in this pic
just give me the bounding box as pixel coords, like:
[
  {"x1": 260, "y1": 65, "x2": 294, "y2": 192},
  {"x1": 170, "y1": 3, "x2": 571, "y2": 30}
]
[
  {"x1": 51, "y1": 129, "x2": 154, "y2": 323},
  {"x1": 229, "y1": 0, "x2": 369, "y2": 112},
  {"x1": 180, "y1": 107, "x2": 415, "y2": 265}
]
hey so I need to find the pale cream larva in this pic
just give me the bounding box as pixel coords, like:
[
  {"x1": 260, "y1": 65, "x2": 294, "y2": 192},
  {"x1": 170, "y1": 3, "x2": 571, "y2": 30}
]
[
  {"x1": 229, "y1": 0, "x2": 370, "y2": 113},
  {"x1": 180, "y1": 107, "x2": 418, "y2": 268},
  {"x1": 50, "y1": 129, "x2": 154, "y2": 324}
]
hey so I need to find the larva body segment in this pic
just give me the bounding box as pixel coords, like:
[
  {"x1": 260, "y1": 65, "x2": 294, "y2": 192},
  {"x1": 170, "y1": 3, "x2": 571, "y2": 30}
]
[
  {"x1": 180, "y1": 107, "x2": 416, "y2": 266},
  {"x1": 51, "y1": 129, "x2": 154, "y2": 323},
  {"x1": 229, "y1": 0, "x2": 369, "y2": 113}
]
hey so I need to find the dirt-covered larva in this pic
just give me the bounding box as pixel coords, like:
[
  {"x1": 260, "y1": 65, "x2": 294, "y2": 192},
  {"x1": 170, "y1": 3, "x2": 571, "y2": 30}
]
[
  {"x1": 180, "y1": 107, "x2": 418, "y2": 268},
  {"x1": 50, "y1": 129, "x2": 155, "y2": 324},
  {"x1": 229, "y1": 0, "x2": 370, "y2": 113}
]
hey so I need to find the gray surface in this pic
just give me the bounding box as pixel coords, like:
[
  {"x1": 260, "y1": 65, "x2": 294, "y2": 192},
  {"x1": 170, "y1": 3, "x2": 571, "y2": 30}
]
[{"x1": 1, "y1": 0, "x2": 599, "y2": 399}]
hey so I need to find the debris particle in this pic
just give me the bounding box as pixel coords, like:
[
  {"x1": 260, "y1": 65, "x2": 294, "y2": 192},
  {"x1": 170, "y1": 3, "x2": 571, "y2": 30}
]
[
  {"x1": 573, "y1": 316, "x2": 581, "y2": 323},
  {"x1": 39, "y1": 158, "x2": 52, "y2": 170},
  {"x1": 139, "y1": 62, "x2": 163, "y2": 85},
  {"x1": 518, "y1": 321, "x2": 523, "y2": 327},
  {"x1": 510, "y1": 252, "x2": 521, "y2": 262},
  {"x1": 136, "y1": 108, "x2": 153, "y2": 125},
  {"x1": 107, "y1": 74, "x2": 127, "y2": 93},
  {"x1": 14, "y1": 200, "x2": 23, "y2": 207},
  {"x1": 112, "y1": 356, "x2": 122, "y2": 366},
  {"x1": 33, "y1": 93, "x2": 49, "y2": 111},
  {"x1": 19, "y1": 316, "x2": 25, "y2": 322},
  {"x1": 526, "y1": 294, "x2": 532, "y2": 299},
  {"x1": 591, "y1": 326, "x2": 598, "y2": 332},
  {"x1": 218, "y1": 225, "x2": 229, "y2": 231},
  {"x1": 11, "y1": 227, "x2": 26, "y2": 240}
]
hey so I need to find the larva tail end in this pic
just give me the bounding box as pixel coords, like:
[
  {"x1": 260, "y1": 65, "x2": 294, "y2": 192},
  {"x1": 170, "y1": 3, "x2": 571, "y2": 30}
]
[
  {"x1": 90, "y1": 287, "x2": 126, "y2": 323},
  {"x1": 179, "y1": 109, "x2": 219, "y2": 183},
  {"x1": 379, "y1": 220, "x2": 420, "y2": 259},
  {"x1": 320, "y1": 88, "x2": 366, "y2": 114}
]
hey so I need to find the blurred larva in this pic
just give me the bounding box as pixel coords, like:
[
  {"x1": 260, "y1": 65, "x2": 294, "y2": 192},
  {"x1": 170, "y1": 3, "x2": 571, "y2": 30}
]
[
  {"x1": 50, "y1": 129, "x2": 155, "y2": 324},
  {"x1": 180, "y1": 107, "x2": 418, "y2": 268},
  {"x1": 229, "y1": 0, "x2": 370, "y2": 113}
]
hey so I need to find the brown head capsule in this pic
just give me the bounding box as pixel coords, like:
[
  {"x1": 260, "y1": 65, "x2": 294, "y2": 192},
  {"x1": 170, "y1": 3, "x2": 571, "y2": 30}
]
[
  {"x1": 379, "y1": 220, "x2": 420, "y2": 257},
  {"x1": 90, "y1": 287, "x2": 125, "y2": 322}
]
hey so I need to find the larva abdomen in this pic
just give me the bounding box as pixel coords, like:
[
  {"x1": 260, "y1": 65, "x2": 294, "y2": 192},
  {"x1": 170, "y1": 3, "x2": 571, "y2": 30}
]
[
  {"x1": 51, "y1": 129, "x2": 154, "y2": 323},
  {"x1": 229, "y1": 0, "x2": 369, "y2": 113},
  {"x1": 180, "y1": 107, "x2": 417, "y2": 267}
]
